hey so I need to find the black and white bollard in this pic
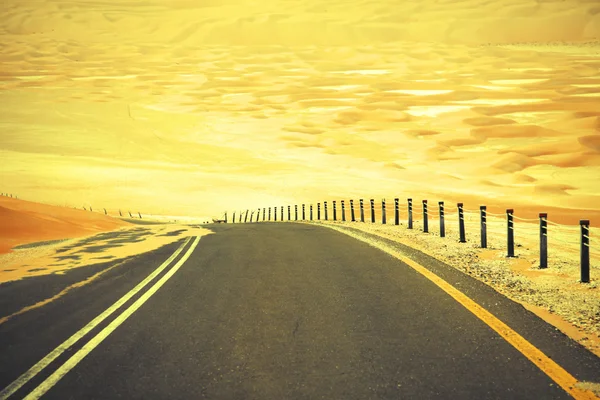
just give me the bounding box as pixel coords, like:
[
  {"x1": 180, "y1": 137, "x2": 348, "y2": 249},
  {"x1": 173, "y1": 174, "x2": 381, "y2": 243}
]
[
  {"x1": 333, "y1": 201, "x2": 337, "y2": 221},
  {"x1": 539, "y1": 213, "x2": 547, "y2": 269},
  {"x1": 580, "y1": 220, "x2": 590, "y2": 283},
  {"x1": 422, "y1": 200, "x2": 428, "y2": 233},
  {"x1": 268, "y1": 207, "x2": 271, "y2": 221},
  {"x1": 480, "y1": 206, "x2": 487, "y2": 248},
  {"x1": 324, "y1": 201, "x2": 328, "y2": 220},
  {"x1": 350, "y1": 199, "x2": 355, "y2": 222},
  {"x1": 382, "y1": 199, "x2": 386, "y2": 224},
  {"x1": 341, "y1": 200, "x2": 346, "y2": 222},
  {"x1": 302, "y1": 204, "x2": 305, "y2": 220},
  {"x1": 408, "y1": 198, "x2": 413, "y2": 229},
  {"x1": 458, "y1": 203, "x2": 466, "y2": 243},
  {"x1": 281, "y1": 206, "x2": 284, "y2": 221},
  {"x1": 439, "y1": 201, "x2": 445, "y2": 237},
  {"x1": 360, "y1": 199, "x2": 365, "y2": 222},
  {"x1": 288, "y1": 205, "x2": 291, "y2": 221},
  {"x1": 507, "y1": 209, "x2": 514, "y2": 257},
  {"x1": 318, "y1": 203, "x2": 321, "y2": 220},
  {"x1": 295, "y1": 205, "x2": 298, "y2": 221},
  {"x1": 370, "y1": 199, "x2": 375, "y2": 223},
  {"x1": 310, "y1": 204, "x2": 313, "y2": 220},
  {"x1": 394, "y1": 198, "x2": 399, "y2": 225}
]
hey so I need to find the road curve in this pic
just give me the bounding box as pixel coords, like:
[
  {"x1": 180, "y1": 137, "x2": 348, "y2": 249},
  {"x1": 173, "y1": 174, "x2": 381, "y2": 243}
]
[{"x1": 1, "y1": 223, "x2": 599, "y2": 399}]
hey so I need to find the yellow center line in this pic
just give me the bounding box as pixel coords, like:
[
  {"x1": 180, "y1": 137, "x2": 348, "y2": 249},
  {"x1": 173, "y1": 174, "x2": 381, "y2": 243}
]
[
  {"x1": 0, "y1": 237, "x2": 192, "y2": 400},
  {"x1": 322, "y1": 224, "x2": 598, "y2": 400},
  {"x1": 23, "y1": 236, "x2": 201, "y2": 400}
]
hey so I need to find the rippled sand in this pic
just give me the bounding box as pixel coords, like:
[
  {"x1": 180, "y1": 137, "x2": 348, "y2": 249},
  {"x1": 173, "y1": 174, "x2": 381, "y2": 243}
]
[{"x1": 1, "y1": 0, "x2": 599, "y2": 221}]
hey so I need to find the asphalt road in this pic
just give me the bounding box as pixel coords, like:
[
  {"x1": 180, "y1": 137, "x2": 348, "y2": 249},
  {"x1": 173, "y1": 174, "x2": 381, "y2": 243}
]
[{"x1": 1, "y1": 223, "x2": 599, "y2": 399}]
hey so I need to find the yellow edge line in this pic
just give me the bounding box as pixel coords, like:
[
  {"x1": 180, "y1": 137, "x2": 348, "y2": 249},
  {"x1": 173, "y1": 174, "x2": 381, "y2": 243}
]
[
  {"x1": 24, "y1": 236, "x2": 201, "y2": 400},
  {"x1": 322, "y1": 224, "x2": 598, "y2": 400}
]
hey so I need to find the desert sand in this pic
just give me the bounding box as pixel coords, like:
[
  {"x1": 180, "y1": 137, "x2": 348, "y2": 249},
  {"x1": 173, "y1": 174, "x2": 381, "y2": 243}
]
[
  {"x1": 0, "y1": 195, "x2": 130, "y2": 255},
  {"x1": 0, "y1": 0, "x2": 599, "y2": 221},
  {"x1": 0, "y1": 196, "x2": 213, "y2": 283}
]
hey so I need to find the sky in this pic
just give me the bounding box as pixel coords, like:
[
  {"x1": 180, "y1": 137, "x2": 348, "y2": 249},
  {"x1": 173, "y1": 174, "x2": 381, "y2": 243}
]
[{"x1": 1, "y1": 0, "x2": 599, "y2": 221}]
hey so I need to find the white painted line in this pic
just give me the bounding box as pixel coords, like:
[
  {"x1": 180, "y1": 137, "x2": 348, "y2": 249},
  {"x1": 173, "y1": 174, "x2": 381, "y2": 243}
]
[
  {"x1": 23, "y1": 236, "x2": 201, "y2": 400},
  {"x1": 0, "y1": 237, "x2": 192, "y2": 400}
]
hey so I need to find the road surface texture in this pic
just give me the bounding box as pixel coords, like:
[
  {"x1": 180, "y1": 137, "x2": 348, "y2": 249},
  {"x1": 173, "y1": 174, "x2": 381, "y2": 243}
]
[{"x1": 1, "y1": 223, "x2": 599, "y2": 399}]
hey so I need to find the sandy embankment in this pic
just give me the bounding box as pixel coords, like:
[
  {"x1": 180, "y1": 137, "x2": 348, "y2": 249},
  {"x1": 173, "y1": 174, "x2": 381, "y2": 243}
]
[
  {"x1": 0, "y1": 196, "x2": 131, "y2": 255},
  {"x1": 303, "y1": 211, "x2": 600, "y2": 357},
  {"x1": 0, "y1": 196, "x2": 212, "y2": 284}
]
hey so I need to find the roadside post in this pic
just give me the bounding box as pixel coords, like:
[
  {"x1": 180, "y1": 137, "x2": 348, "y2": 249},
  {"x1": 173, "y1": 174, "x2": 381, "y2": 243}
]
[
  {"x1": 333, "y1": 201, "x2": 337, "y2": 221},
  {"x1": 580, "y1": 220, "x2": 590, "y2": 283},
  {"x1": 458, "y1": 203, "x2": 466, "y2": 243},
  {"x1": 439, "y1": 201, "x2": 445, "y2": 237},
  {"x1": 480, "y1": 206, "x2": 487, "y2": 248},
  {"x1": 360, "y1": 199, "x2": 365, "y2": 222},
  {"x1": 408, "y1": 198, "x2": 413, "y2": 229},
  {"x1": 540, "y1": 213, "x2": 547, "y2": 269},
  {"x1": 507, "y1": 209, "x2": 514, "y2": 257},
  {"x1": 423, "y1": 200, "x2": 428, "y2": 233}
]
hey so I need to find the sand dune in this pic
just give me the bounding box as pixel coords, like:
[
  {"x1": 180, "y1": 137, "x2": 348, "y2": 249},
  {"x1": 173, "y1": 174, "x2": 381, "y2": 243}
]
[
  {"x1": 1, "y1": 0, "x2": 599, "y2": 222},
  {"x1": 0, "y1": 196, "x2": 129, "y2": 254}
]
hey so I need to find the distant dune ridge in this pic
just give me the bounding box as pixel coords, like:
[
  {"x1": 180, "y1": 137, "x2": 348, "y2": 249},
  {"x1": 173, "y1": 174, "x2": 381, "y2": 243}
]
[
  {"x1": 0, "y1": 0, "x2": 599, "y2": 220},
  {"x1": 1, "y1": 0, "x2": 599, "y2": 45}
]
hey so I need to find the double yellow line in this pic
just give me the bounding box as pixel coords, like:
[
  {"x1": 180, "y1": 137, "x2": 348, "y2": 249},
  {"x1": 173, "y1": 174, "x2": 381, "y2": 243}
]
[{"x1": 0, "y1": 236, "x2": 200, "y2": 400}]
